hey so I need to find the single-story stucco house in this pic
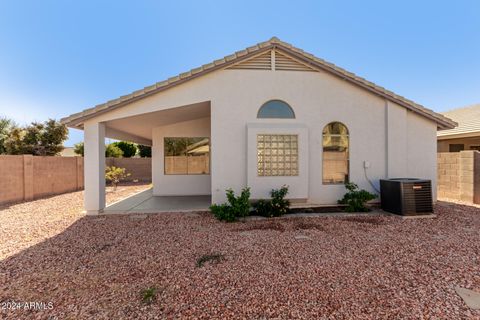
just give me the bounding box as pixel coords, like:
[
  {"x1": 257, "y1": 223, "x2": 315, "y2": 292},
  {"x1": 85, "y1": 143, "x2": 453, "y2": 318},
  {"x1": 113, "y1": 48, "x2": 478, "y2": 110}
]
[
  {"x1": 62, "y1": 37, "x2": 456, "y2": 214},
  {"x1": 437, "y1": 104, "x2": 480, "y2": 152}
]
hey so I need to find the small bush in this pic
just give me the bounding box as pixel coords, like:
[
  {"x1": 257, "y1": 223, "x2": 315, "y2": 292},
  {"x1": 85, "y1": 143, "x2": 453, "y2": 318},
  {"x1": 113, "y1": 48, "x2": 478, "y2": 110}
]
[
  {"x1": 252, "y1": 199, "x2": 271, "y2": 217},
  {"x1": 141, "y1": 286, "x2": 157, "y2": 305},
  {"x1": 105, "y1": 166, "x2": 131, "y2": 190},
  {"x1": 196, "y1": 253, "x2": 224, "y2": 268},
  {"x1": 226, "y1": 188, "x2": 251, "y2": 219},
  {"x1": 209, "y1": 187, "x2": 251, "y2": 222},
  {"x1": 210, "y1": 203, "x2": 236, "y2": 222},
  {"x1": 253, "y1": 185, "x2": 290, "y2": 217},
  {"x1": 270, "y1": 186, "x2": 290, "y2": 216},
  {"x1": 338, "y1": 182, "x2": 377, "y2": 212}
]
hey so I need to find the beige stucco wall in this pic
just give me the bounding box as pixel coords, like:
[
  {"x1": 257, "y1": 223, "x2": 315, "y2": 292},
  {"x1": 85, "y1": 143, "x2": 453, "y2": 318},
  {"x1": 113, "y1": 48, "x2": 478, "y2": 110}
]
[
  {"x1": 84, "y1": 67, "x2": 439, "y2": 205},
  {"x1": 407, "y1": 111, "x2": 438, "y2": 200},
  {"x1": 152, "y1": 117, "x2": 211, "y2": 196},
  {"x1": 437, "y1": 136, "x2": 480, "y2": 152}
]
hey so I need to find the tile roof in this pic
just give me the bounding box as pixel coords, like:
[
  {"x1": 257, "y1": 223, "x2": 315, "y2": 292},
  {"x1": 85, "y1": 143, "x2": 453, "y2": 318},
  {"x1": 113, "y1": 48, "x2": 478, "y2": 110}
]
[
  {"x1": 61, "y1": 37, "x2": 456, "y2": 130},
  {"x1": 437, "y1": 104, "x2": 480, "y2": 138}
]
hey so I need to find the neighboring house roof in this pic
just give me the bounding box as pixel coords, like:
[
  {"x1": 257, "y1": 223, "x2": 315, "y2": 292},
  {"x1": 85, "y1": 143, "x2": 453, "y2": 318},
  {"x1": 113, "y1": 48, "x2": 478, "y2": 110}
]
[
  {"x1": 60, "y1": 147, "x2": 76, "y2": 157},
  {"x1": 437, "y1": 104, "x2": 480, "y2": 139},
  {"x1": 61, "y1": 37, "x2": 456, "y2": 130}
]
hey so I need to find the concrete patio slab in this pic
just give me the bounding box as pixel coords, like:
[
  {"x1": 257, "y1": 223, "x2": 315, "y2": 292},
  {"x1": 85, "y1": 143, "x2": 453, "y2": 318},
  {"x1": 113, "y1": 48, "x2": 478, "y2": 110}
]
[
  {"x1": 105, "y1": 189, "x2": 153, "y2": 212},
  {"x1": 294, "y1": 235, "x2": 312, "y2": 240},
  {"x1": 104, "y1": 188, "x2": 211, "y2": 214},
  {"x1": 129, "y1": 214, "x2": 148, "y2": 220},
  {"x1": 455, "y1": 286, "x2": 480, "y2": 310}
]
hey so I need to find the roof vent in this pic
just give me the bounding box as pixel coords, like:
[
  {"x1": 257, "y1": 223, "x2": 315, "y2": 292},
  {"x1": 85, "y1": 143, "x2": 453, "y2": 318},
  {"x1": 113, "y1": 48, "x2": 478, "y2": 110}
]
[
  {"x1": 227, "y1": 51, "x2": 272, "y2": 70},
  {"x1": 274, "y1": 50, "x2": 316, "y2": 72}
]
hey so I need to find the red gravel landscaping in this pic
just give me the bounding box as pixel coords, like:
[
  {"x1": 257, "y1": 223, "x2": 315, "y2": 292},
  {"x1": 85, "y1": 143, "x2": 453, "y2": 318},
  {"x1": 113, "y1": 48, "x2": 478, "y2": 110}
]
[{"x1": 1, "y1": 195, "x2": 480, "y2": 319}]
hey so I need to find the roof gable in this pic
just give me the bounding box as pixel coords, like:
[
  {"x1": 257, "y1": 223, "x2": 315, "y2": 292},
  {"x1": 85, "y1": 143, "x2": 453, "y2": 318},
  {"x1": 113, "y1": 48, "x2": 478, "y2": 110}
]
[
  {"x1": 227, "y1": 49, "x2": 317, "y2": 72},
  {"x1": 61, "y1": 37, "x2": 456, "y2": 130}
]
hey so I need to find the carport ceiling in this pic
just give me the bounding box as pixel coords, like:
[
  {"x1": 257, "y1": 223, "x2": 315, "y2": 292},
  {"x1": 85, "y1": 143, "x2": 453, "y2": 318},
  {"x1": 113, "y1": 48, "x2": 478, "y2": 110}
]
[{"x1": 105, "y1": 101, "x2": 210, "y2": 140}]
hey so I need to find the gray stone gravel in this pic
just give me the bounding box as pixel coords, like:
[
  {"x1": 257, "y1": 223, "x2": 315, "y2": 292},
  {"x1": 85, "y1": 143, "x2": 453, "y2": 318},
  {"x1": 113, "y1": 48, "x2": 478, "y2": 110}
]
[{"x1": 0, "y1": 199, "x2": 479, "y2": 319}]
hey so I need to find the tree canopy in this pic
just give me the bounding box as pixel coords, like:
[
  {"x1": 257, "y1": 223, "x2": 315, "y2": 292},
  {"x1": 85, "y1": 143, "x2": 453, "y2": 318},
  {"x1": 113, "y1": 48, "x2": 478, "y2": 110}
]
[
  {"x1": 106, "y1": 144, "x2": 123, "y2": 158},
  {"x1": 138, "y1": 145, "x2": 151, "y2": 158},
  {"x1": 73, "y1": 142, "x2": 124, "y2": 158},
  {"x1": 1, "y1": 118, "x2": 68, "y2": 156},
  {"x1": 111, "y1": 141, "x2": 137, "y2": 158},
  {"x1": 73, "y1": 142, "x2": 84, "y2": 156},
  {"x1": 0, "y1": 117, "x2": 16, "y2": 154}
]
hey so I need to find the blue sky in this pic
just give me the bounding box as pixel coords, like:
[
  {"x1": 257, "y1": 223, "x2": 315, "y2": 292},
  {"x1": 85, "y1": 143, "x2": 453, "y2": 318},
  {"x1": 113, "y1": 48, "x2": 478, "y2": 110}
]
[{"x1": 0, "y1": 1, "x2": 479, "y2": 146}]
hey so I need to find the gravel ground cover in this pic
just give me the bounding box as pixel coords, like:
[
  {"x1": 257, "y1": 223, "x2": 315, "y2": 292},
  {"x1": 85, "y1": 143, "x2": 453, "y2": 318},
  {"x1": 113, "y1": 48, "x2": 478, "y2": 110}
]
[
  {"x1": 0, "y1": 197, "x2": 479, "y2": 319},
  {"x1": 0, "y1": 183, "x2": 150, "y2": 260}
]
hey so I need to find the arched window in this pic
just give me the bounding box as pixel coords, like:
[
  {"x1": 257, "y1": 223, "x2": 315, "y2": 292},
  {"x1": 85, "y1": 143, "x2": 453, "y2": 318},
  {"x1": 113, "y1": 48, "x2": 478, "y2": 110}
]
[
  {"x1": 257, "y1": 100, "x2": 295, "y2": 119},
  {"x1": 322, "y1": 122, "x2": 349, "y2": 184}
]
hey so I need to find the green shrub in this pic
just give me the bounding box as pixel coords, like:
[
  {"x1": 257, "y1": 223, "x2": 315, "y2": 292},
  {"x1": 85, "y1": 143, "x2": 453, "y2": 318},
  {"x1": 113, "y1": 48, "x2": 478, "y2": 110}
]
[
  {"x1": 105, "y1": 166, "x2": 131, "y2": 190},
  {"x1": 226, "y1": 188, "x2": 251, "y2": 219},
  {"x1": 252, "y1": 199, "x2": 271, "y2": 217},
  {"x1": 196, "y1": 253, "x2": 224, "y2": 268},
  {"x1": 209, "y1": 187, "x2": 251, "y2": 222},
  {"x1": 210, "y1": 203, "x2": 236, "y2": 222},
  {"x1": 338, "y1": 182, "x2": 377, "y2": 212},
  {"x1": 253, "y1": 185, "x2": 290, "y2": 217},
  {"x1": 270, "y1": 186, "x2": 290, "y2": 216},
  {"x1": 140, "y1": 286, "x2": 157, "y2": 304}
]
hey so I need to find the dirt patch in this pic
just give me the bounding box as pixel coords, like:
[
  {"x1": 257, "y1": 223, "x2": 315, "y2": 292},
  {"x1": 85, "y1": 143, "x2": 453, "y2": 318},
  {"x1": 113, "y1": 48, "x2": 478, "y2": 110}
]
[
  {"x1": 339, "y1": 216, "x2": 388, "y2": 225},
  {"x1": 232, "y1": 221, "x2": 286, "y2": 232},
  {"x1": 196, "y1": 253, "x2": 224, "y2": 268},
  {"x1": 293, "y1": 221, "x2": 325, "y2": 231}
]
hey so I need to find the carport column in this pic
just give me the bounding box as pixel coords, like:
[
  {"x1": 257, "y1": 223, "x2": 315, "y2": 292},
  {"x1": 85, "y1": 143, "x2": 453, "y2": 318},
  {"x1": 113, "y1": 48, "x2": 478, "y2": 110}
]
[{"x1": 84, "y1": 122, "x2": 106, "y2": 215}]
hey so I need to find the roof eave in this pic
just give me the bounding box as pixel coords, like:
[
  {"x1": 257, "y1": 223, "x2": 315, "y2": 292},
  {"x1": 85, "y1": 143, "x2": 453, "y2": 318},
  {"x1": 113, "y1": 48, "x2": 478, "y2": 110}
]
[{"x1": 61, "y1": 37, "x2": 456, "y2": 131}]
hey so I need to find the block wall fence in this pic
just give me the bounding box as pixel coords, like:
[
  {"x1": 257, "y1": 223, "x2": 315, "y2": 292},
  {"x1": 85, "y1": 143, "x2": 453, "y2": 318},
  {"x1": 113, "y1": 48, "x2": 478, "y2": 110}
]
[
  {"x1": 2, "y1": 153, "x2": 479, "y2": 206},
  {"x1": 437, "y1": 151, "x2": 480, "y2": 204},
  {"x1": 0, "y1": 156, "x2": 151, "y2": 205}
]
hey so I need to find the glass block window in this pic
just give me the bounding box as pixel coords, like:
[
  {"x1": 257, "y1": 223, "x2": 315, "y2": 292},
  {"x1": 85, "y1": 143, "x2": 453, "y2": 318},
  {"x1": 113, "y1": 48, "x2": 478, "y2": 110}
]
[{"x1": 257, "y1": 134, "x2": 298, "y2": 176}]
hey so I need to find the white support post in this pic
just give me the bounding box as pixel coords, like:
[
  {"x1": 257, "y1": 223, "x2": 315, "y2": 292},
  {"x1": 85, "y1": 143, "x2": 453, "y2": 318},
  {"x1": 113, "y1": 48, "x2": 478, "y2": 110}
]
[{"x1": 84, "y1": 122, "x2": 106, "y2": 215}]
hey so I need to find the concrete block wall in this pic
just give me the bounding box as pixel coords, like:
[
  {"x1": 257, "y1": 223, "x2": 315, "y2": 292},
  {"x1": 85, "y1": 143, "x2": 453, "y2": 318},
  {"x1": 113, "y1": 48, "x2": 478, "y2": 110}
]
[
  {"x1": 437, "y1": 152, "x2": 461, "y2": 199},
  {"x1": 0, "y1": 155, "x2": 151, "y2": 205},
  {"x1": 33, "y1": 156, "x2": 83, "y2": 198},
  {"x1": 0, "y1": 155, "x2": 26, "y2": 204},
  {"x1": 105, "y1": 157, "x2": 151, "y2": 182},
  {"x1": 437, "y1": 151, "x2": 480, "y2": 203},
  {"x1": 0, "y1": 155, "x2": 84, "y2": 205}
]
